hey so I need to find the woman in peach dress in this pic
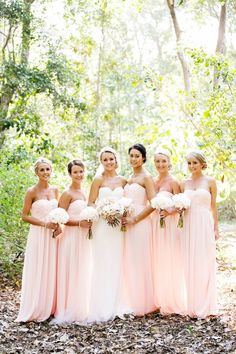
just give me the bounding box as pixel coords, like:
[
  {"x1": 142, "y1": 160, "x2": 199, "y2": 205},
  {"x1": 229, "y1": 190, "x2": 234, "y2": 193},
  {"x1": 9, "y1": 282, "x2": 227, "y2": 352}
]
[
  {"x1": 180, "y1": 150, "x2": 219, "y2": 318},
  {"x1": 123, "y1": 143, "x2": 156, "y2": 316},
  {"x1": 16, "y1": 158, "x2": 59, "y2": 322},
  {"x1": 53, "y1": 160, "x2": 92, "y2": 323},
  {"x1": 152, "y1": 149, "x2": 186, "y2": 315}
]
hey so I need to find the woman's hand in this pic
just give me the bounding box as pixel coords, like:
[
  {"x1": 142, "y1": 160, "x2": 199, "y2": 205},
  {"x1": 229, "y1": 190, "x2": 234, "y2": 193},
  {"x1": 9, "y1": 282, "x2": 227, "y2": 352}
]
[
  {"x1": 215, "y1": 230, "x2": 220, "y2": 240},
  {"x1": 160, "y1": 207, "x2": 176, "y2": 218},
  {"x1": 123, "y1": 215, "x2": 136, "y2": 225},
  {"x1": 45, "y1": 222, "x2": 58, "y2": 230},
  {"x1": 80, "y1": 220, "x2": 92, "y2": 229}
]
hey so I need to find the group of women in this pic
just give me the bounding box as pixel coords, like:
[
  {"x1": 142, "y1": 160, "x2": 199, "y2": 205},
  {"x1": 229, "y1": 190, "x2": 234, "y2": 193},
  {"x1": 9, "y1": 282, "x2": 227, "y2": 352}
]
[{"x1": 16, "y1": 144, "x2": 219, "y2": 324}]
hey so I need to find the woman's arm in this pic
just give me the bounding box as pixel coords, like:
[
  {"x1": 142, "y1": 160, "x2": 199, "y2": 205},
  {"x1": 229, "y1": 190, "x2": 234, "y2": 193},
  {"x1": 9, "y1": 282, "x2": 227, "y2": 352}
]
[
  {"x1": 209, "y1": 178, "x2": 219, "y2": 240},
  {"x1": 88, "y1": 177, "x2": 102, "y2": 205}
]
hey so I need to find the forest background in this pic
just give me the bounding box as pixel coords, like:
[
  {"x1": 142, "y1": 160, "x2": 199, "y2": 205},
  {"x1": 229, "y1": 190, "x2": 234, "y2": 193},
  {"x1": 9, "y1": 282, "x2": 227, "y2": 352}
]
[{"x1": 0, "y1": 0, "x2": 235, "y2": 280}]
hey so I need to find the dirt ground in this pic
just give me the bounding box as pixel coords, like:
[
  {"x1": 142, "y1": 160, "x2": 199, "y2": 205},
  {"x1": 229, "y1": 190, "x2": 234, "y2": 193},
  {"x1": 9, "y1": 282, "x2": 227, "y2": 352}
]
[{"x1": 0, "y1": 222, "x2": 235, "y2": 354}]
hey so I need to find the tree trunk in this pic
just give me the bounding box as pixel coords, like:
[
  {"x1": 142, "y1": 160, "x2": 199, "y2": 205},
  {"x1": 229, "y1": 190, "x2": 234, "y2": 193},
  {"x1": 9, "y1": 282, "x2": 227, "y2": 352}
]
[
  {"x1": 166, "y1": 0, "x2": 190, "y2": 92},
  {"x1": 0, "y1": 0, "x2": 34, "y2": 147},
  {"x1": 213, "y1": 2, "x2": 227, "y2": 87}
]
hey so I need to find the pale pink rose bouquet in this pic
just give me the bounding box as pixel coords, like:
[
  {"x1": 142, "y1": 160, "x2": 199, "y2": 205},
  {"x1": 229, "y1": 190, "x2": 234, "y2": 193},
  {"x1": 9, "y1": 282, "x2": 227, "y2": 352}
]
[
  {"x1": 172, "y1": 193, "x2": 191, "y2": 228},
  {"x1": 151, "y1": 195, "x2": 174, "y2": 228},
  {"x1": 48, "y1": 207, "x2": 69, "y2": 238},
  {"x1": 79, "y1": 206, "x2": 99, "y2": 239},
  {"x1": 118, "y1": 197, "x2": 134, "y2": 232},
  {"x1": 96, "y1": 197, "x2": 124, "y2": 228}
]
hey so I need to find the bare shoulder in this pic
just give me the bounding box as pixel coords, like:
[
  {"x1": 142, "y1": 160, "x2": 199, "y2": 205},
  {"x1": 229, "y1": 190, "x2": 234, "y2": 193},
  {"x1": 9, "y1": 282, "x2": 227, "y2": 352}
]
[
  {"x1": 25, "y1": 185, "x2": 37, "y2": 198},
  {"x1": 50, "y1": 185, "x2": 59, "y2": 192},
  {"x1": 59, "y1": 189, "x2": 72, "y2": 203},
  {"x1": 206, "y1": 175, "x2": 216, "y2": 187},
  {"x1": 118, "y1": 175, "x2": 127, "y2": 186},
  {"x1": 179, "y1": 179, "x2": 187, "y2": 191},
  {"x1": 91, "y1": 175, "x2": 103, "y2": 188},
  {"x1": 170, "y1": 176, "x2": 180, "y2": 191},
  {"x1": 143, "y1": 173, "x2": 155, "y2": 187}
]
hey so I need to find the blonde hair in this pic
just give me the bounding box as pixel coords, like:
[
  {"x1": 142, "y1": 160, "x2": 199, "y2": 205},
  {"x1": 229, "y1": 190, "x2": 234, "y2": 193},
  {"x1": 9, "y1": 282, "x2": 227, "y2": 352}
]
[
  {"x1": 154, "y1": 148, "x2": 172, "y2": 169},
  {"x1": 34, "y1": 157, "x2": 52, "y2": 173},
  {"x1": 186, "y1": 150, "x2": 207, "y2": 169},
  {"x1": 99, "y1": 146, "x2": 119, "y2": 168}
]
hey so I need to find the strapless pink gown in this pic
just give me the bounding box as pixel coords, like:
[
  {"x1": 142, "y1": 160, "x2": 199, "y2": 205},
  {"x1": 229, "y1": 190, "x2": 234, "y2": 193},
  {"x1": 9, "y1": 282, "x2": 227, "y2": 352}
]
[
  {"x1": 181, "y1": 189, "x2": 217, "y2": 318},
  {"x1": 123, "y1": 183, "x2": 156, "y2": 315},
  {"x1": 53, "y1": 200, "x2": 92, "y2": 323},
  {"x1": 152, "y1": 191, "x2": 186, "y2": 315},
  {"x1": 16, "y1": 199, "x2": 58, "y2": 322}
]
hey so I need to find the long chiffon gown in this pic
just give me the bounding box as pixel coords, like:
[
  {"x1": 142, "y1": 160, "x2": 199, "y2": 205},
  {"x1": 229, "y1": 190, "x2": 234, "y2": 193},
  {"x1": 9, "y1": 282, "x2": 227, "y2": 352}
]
[
  {"x1": 123, "y1": 183, "x2": 156, "y2": 316},
  {"x1": 87, "y1": 187, "x2": 126, "y2": 323},
  {"x1": 180, "y1": 189, "x2": 217, "y2": 318},
  {"x1": 53, "y1": 200, "x2": 92, "y2": 323},
  {"x1": 152, "y1": 191, "x2": 186, "y2": 315},
  {"x1": 16, "y1": 199, "x2": 58, "y2": 322}
]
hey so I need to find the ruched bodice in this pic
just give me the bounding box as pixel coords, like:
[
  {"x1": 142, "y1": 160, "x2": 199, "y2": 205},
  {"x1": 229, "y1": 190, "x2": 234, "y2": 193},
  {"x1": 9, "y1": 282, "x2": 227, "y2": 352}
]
[
  {"x1": 67, "y1": 200, "x2": 87, "y2": 219},
  {"x1": 184, "y1": 189, "x2": 211, "y2": 210},
  {"x1": 98, "y1": 186, "x2": 124, "y2": 201},
  {"x1": 124, "y1": 183, "x2": 148, "y2": 206},
  {"x1": 31, "y1": 199, "x2": 58, "y2": 219}
]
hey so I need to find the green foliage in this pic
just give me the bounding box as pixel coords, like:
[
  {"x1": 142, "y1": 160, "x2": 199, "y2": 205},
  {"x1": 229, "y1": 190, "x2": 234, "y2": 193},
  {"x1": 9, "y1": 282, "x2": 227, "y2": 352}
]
[
  {"x1": 0, "y1": 154, "x2": 34, "y2": 280},
  {"x1": 0, "y1": 0, "x2": 26, "y2": 24}
]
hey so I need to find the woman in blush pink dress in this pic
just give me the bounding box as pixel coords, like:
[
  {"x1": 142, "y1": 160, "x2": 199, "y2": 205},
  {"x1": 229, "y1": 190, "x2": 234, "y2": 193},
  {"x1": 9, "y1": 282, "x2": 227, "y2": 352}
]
[
  {"x1": 123, "y1": 143, "x2": 156, "y2": 316},
  {"x1": 152, "y1": 149, "x2": 186, "y2": 316},
  {"x1": 16, "y1": 158, "x2": 59, "y2": 322},
  {"x1": 53, "y1": 160, "x2": 92, "y2": 324},
  {"x1": 180, "y1": 150, "x2": 219, "y2": 319}
]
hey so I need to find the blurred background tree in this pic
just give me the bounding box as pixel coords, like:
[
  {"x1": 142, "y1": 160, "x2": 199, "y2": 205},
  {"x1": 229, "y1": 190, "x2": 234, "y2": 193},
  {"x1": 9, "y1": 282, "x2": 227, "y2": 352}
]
[{"x1": 0, "y1": 0, "x2": 235, "y2": 279}]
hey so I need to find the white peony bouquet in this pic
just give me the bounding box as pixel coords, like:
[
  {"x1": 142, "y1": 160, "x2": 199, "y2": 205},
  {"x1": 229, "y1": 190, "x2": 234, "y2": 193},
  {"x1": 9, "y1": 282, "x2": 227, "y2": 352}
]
[
  {"x1": 172, "y1": 193, "x2": 191, "y2": 228},
  {"x1": 151, "y1": 194, "x2": 174, "y2": 228},
  {"x1": 79, "y1": 206, "x2": 99, "y2": 239},
  {"x1": 48, "y1": 207, "x2": 69, "y2": 238},
  {"x1": 96, "y1": 197, "x2": 124, "y2": 228},
  {"x1": 118, "y1": 197, "x2": 134, "y2": 232}
]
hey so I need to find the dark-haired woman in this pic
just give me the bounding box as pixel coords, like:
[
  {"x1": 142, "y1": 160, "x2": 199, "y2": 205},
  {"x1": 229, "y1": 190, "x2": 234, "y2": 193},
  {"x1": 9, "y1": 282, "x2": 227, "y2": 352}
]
[
  {"x1": 123, "y1": 144, "x2": 156, "y2": 315},
  {"x1": 53, "y1": 160, "x2": 92, "y2": 323}
]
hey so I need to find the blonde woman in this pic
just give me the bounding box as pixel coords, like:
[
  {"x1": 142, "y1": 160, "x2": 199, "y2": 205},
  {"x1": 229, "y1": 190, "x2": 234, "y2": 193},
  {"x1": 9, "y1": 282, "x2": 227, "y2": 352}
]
[
  {"x1": 180, "y1": 150, "x2": 219, "y2": 319},
  {"x1": 16, "y1": 158, "x2": 59, "y2": 322}
]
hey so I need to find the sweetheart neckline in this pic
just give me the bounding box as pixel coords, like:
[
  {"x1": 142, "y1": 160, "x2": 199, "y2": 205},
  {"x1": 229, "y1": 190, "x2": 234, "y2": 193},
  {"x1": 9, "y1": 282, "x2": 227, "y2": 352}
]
[
  {"x1": 125, "y1": 182, "x2": 145, "y2": 190},
  {"x1": 32, "y1": 198, "x2": 57, "y2": 205},
  {"x1": 185, "y1": 188, "x2": 210, "y2": 194},
  {"x1": 69, "y1": 199, "x2": 87, "y2": 205},
  {"x1": 100, "y1": 186, "x2": 124, "y2": 192}
]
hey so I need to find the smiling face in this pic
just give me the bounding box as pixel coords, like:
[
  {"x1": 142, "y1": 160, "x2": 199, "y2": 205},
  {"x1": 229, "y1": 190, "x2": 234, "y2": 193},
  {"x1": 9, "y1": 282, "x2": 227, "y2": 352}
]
[
  {"x1": 70, "y1": 164, "x2": 85, "y2": 183},
  {"x1": 35, "y1": 163, "x2": 52, "y2": 181},
  {"x1": 129, "y1": 148, "x2": 144, "y2": 168},
  {"x1": 187, "y1": 156, "x2": 204, "y2": 174},
  {"x1": 154, "y1": 153, "x2": 170, "y2": 173},
  {"x1": 100, "y1": 151, "x2": 117, "y2": 171}
]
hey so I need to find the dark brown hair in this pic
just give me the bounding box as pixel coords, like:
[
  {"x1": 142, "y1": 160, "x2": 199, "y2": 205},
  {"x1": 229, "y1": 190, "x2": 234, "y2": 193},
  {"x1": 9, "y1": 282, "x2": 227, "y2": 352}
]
[{"x1": 67, "y1": 159, "x2": 85, "y2": 174}]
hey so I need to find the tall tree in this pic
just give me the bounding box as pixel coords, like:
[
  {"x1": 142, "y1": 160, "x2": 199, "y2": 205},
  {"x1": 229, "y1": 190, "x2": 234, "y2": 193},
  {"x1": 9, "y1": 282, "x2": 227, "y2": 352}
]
[
  {"x1": 213, "y1": 1, "x2": 227, "y2": 87},
  {"x1": 166, "y1": 0, "x2": 190, "y2": 91}
]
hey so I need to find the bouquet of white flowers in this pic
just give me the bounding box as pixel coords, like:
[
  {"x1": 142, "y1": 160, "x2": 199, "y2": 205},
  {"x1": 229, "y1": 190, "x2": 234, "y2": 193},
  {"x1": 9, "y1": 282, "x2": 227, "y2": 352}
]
[
  {"x1": 172, "y1": 193, "x2": 191, "y2": 228},
  {"x1": 48, "y1": 207, "x2": 69, "y2": 238},
  {"x1": 96, "y1": 197, "x2": 124, "y2": 228},
  {"x1": 79, "y1": 206, "x2": 99, "y2": 239},
  {"x1": 151, "y1": 194, "x2": 174, "y2": 228},
  {"x1": 118, "y1": 197, "x2": 134, "y2": 232}
]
